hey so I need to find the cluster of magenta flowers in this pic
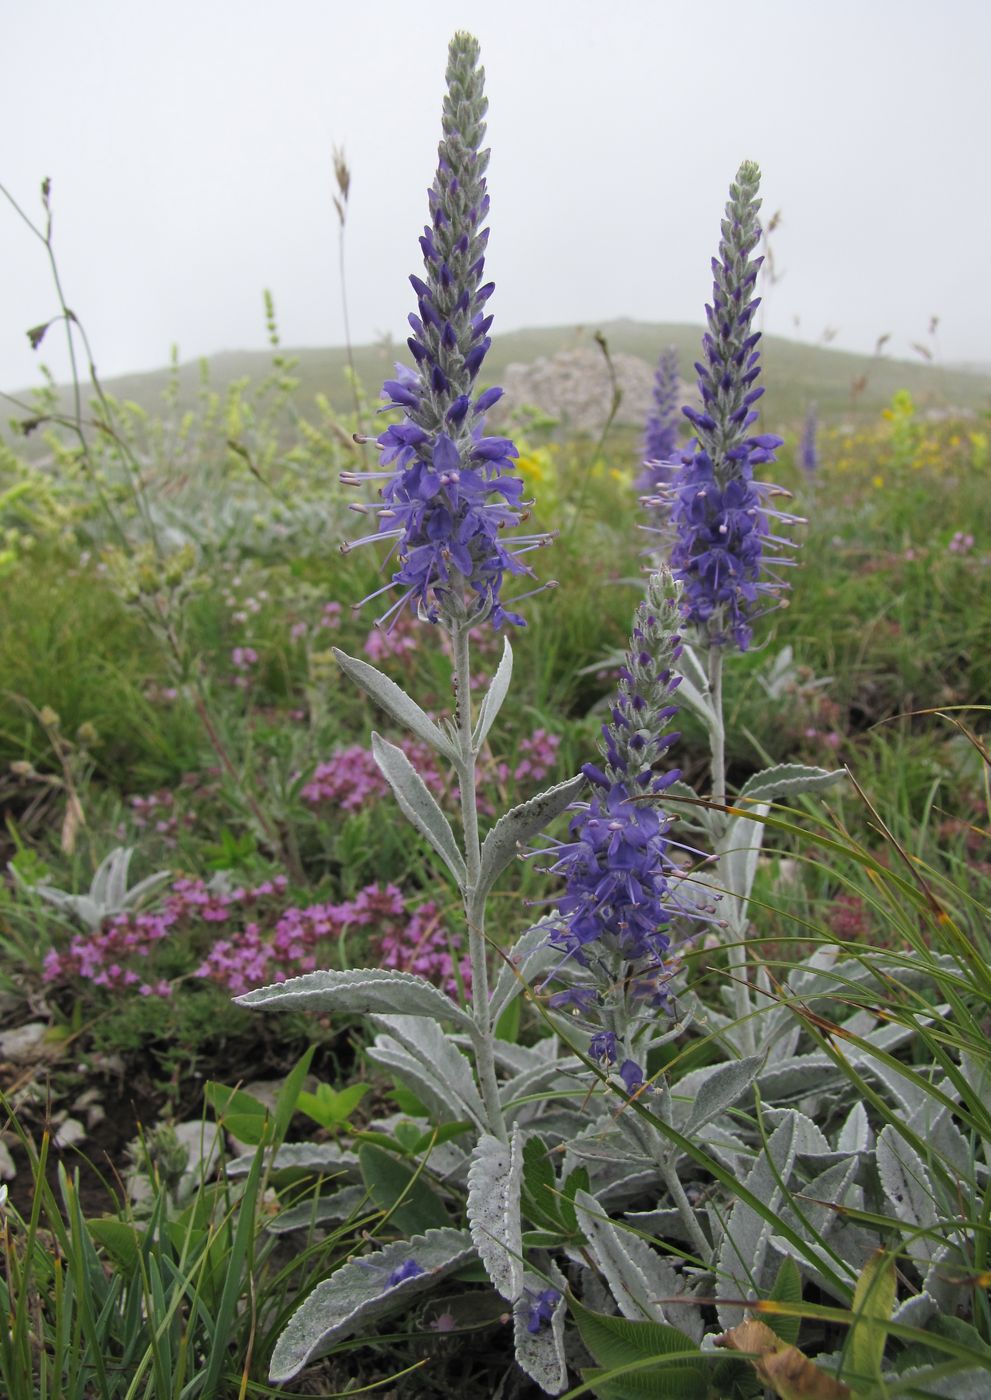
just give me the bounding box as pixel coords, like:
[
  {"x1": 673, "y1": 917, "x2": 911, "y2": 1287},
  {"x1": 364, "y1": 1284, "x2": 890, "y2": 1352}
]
[
  {"x1": 341, "y1": 32, "x2": 550, "y2": 630},
  {"x1": 637, "y1": 346, "x2": 681, "y2": 507},
  {"x1": 43, "y1": 874, "x2": 465, "y2": 999},
  {"x1": 537, "y1": 572, "x2": 714, "y2": 1056},
  {"x1": 664, "y1": 161, "x2": 800, "y2": 651}
]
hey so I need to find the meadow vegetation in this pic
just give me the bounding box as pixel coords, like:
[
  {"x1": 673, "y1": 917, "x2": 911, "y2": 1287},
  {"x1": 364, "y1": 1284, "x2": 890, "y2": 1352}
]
[{"x1": 1, "y1": 34, "x2": 990, "y2": 1400}]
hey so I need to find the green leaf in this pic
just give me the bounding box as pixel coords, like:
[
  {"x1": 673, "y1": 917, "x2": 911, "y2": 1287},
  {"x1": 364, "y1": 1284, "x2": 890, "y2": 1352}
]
[
  {"x1": 86, "y1": 1218, "x2": 143, "y2": 1276},
  {"x1": 558, "y1": 1165, "x2": 590, "y2": 1235},
  {"x1": 495, "y1": 993, "x2": 521, "y2": 1043},
  {"x1": 412, "y1": 1120, "x2": 474, "y2": 1153},
  {"x1": 522, "y1": 1134, "x2": 561, "y2": 1230},
  {"x1": 570, "y1": 1296, "x2": 705, "y2": 1396},
  {"x1": 767, "y1": 1256, "x2": 803, "y2": 1347},
  {"x1": 203, "y1": 1081, "x2": 271, "y2": 1145},
  {"x1": 848, "y1": 1249, "x2": 896, "y2": 1382},
  {"x1": 358, "y1": 1143, "x2": 449, "y2": 1236},
  {"x1": 273, "y1": 1044, "x2": 317, "y2": 1140},
  {"x1": 296, "y1": 1080, "x2": 370, "y2": 1130}
]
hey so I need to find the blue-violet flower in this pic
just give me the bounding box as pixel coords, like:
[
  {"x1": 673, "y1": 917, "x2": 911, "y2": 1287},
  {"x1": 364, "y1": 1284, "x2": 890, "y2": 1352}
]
[
  {"x1": 666, "y1": 161, "x2": 801, "y2": 651},
  {"x1": 638, "y1": 345, "x2": 681, "y2": 511},
  {"x1": 341, "y1": 32, "x2": 550, "y2": 630}
]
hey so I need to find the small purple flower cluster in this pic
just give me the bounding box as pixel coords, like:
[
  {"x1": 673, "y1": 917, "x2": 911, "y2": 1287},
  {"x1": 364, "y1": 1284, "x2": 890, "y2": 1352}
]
[
  {"x1": 301, "y1": 740, "x2": 444, "y2": 812},
  {"x1": 666, "y1": 162, "x2": 800, "y2": 651},
  {"x1": 378, "y1": 899, "x2": 470, "y2": 997},
  {"x1": 800, "y1": 404, "x2": 819, "y2": 477},
  {"x1": 43, "y1": 874, "x2": 463, "y2": 1000},
  {"x1": 341, "y1": 33, "x2": 549, "y2": 630},
  {"x1": 491, "y1": 728, "x2": 560, "y2": 790}
]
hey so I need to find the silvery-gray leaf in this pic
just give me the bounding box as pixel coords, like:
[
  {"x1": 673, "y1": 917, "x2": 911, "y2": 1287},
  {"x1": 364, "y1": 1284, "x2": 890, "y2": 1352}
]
[
  {"x1": 891, "y1": 1291, "x2": 937, "y2": 1328},
  {"x1": 894, "y1": 1366, "x2": 991, "y2": 1399},
  {"x1": 574, "y1": 1189, "x2": 677, "y2": 1324},
  {"x1": 595, "y1": 1168, "x2": 667, "y2": 1210},
  {"x1": 467, "y1": 1128, "x2": 524, "y2": 1301},
  {"x1": 472, "y1": 636, "x2": 513, "y2": 752},
  {"x1": 717, "y1": 808, "x2": 769, "y2": 933},
  {"x1": 267, "y1": 1185, "x2": 370, "y2": 1233},
  {"x1": 760, "y1": 1108, "x2": 831, "y2": 1156},
  {"x1": 333, "y1": 647, "x2": 457, "y2": 761},
  {"x1": 512, "y1": 1263, "x2": 568, "y2": 1396},
  {"x1": 716, "y1": 1110, "x2": 814, "y2": 1329},
  {"x1": 489, "y1": 916, "x2": 562, "y2": 1023},
  {"x1": 269, "y1": 1226, "x2": 474, "y2": 1381},
  {"x1": 370, "y1": 1014, "x2": 487, "y2": 1129},
  {"x1": 767, "y1": 1234, "x2": 859, "y2": 1296},
  {"x1": 758, "y1": 1051, "x2": 847, "y2": 1104},
  {"x1": 676, "y1": 1054, "x2": 764, "y2": 1136},
  {"x1": 922, "y1": 1242, "x2": 960, "y2": 1314},
  {"x1": 477, "y1": 774, "x2": 586, "y2": 899},
  {"x1": 907, "y1": 1099, "x2": 973, "y2": 1182},
  {"x1": 876, "y1": 1125, "x2": 938, "y2": 1263},
  {"x1": 855, "y1": 1053, "x2": 933, "y2": 1117},
  {"x1": 367, "y1": 1042, "x2": 467, "y2": 1126},
  {"x1": 736, "y1": 763, "x2": 845, "y2": 805},
  {"x1": 661, "y1": 778, "x2": 714, "y2": 837},
  {"x1": 234, "y1": 966, "x2": 471, "y2": 1030},
  {"x1": 780, "y1": 1154, "x2": 860, "y2": 1241},
  {"x1": 500, "y1": 1057, "x2": 582, "y2": 1117},
  {"x1": 694, "y1": 1120, "x2": 753, "y2": 1177},
  {"x1": 226, "y1": 1141, "x2": 358, "y2": 1178},
  {"x1": 371, "y1": 733, "x2": 467, "y2": 888},
  {"x1": 837, "y1": 1102, "x2": 873, "y2": 1155}
]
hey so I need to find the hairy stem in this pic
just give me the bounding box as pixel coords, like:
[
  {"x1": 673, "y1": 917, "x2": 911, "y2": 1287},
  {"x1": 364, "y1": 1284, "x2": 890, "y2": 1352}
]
[
  {"x1": 708, "y1": 640, "x2": 755, "y2": 1055},
  {"x1": 451, "y1": 621, "x2": 507, "y2": 1142}
]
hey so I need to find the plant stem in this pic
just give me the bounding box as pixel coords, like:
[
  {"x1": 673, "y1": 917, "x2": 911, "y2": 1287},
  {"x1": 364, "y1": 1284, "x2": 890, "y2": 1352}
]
[
  {"x1": 708, "y1": 641, "x2": 755, "y2": 1055},
  {"x1": 451, "y1": 621, "x2": 507, "y2": 1142},
  {"x1": 707, "y1": 644, "x2": 726, "y2": 805},
  {"x1": 632, "y1": 1113, "x2": 711, "y2": 1264}
]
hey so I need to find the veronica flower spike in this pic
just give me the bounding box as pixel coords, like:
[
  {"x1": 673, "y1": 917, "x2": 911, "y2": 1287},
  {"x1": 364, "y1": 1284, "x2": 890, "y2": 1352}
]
[
  {"x1": 341, "y1": 32, "x2": 552, "y2": 632},
  {"x1": 668, "y1": 161, "x2": 801, "y2": 654}
]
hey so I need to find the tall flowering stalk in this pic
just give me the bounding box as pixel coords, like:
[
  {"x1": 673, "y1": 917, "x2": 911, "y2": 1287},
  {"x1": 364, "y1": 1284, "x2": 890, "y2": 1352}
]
[
  {"x1": 331, "y1": 33, "x2": 564, "y2": 1146},
  {"x1": 669, "y1": 161, "x2": 798, "y2": 657},
  {"x1": 342, "y1": 33, "x2": 549, "y2": 633},
  {"x1": 665, "y1": 161, "x2": 800, "y2": 802},
  {"x1": 537, "y1": 568, "x2": 716, "y2": 1258},
  {"x1": 637, "y1": 346, "x2": 681, "y2": 515}
]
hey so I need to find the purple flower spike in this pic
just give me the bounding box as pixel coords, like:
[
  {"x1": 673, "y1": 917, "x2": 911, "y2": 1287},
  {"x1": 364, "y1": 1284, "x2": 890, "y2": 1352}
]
[
  {"x1": 340, "y1": 33, "x2": 552, "y2": 630},
  {"x1": 800, "y1": 403, "x2": 819, "y2": 476},
  {"x1": 537, "y1": 571, "x2": 719, "y2": 1015},
  {"x1": 668, "y1": 161, "x2": 801, "y2": 651}
]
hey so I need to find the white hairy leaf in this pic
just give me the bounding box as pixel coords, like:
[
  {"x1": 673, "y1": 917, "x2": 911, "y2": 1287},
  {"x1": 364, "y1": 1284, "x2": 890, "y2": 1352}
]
[
  {"x1": 718, "y1": 808, "x2": 769, "y2": 934},
  {"x1": 876, "y1": 1126, "x2": 938, "y2": 1263},
  {"x1": 477, "y1": 774, "x2": 586, "y2": 899},
  {"x1": 677, "y1": 1054, "x2": 764, "y2": 1136},
  {"x1": 371, "y1": 733, "x2": 467, "y2": 888},
  {"x1": 467, "y1": 1128, "x2": 524, "y2": 1300},
  {"x1": 266, "y1": 1185, "x2": 370, "y2": 1234},
  {"x1": 225, "y1": 1141, "x2": 357, "y2": 1178},
  {"x1": 269, "y1": 1227, "x2": 474, "y2": 1381},
  {"x1": 365, "y1": 1043, "x2": 463, "y2": 1125},
  {"x1": 234, "y1": 966, "x2": 472, "y2": 1031},
  {"x1": 512, "y1": 1262, "x2": 568, "y2": 1395},
  {"x1": 736, "y1": 763, "x2": 845, "y2": 805},
  {"x1": 716, "y1": 1111, "x2": 814, "y2": 1328},
  {"x1": 574, "y1": 1189, "x2": 678, "y2": 1324},
  {"x1": 472, "y1": 636, "x2": 513, "y2": 751},
  {"x1": 370, "y1": 1014, "x2": 487, "y2": 1129},
  {"x1": 837, "y1": 1101, "x2": 873, "y2": 1155},
  {"x1": 333, "y1": 647, "x2": 457, "y2": 760}
]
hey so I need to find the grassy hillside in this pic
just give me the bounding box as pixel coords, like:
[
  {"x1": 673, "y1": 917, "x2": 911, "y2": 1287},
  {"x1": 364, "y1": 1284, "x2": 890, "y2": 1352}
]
[{"x1": 7, "y1": 319, "x2": 989, "y2": 446}]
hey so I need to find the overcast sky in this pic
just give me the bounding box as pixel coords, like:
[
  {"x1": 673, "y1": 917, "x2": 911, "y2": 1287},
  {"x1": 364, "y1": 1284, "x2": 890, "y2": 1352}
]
[{"x1": 2, "y1": 0, "x2": 989, "y2": 395}]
